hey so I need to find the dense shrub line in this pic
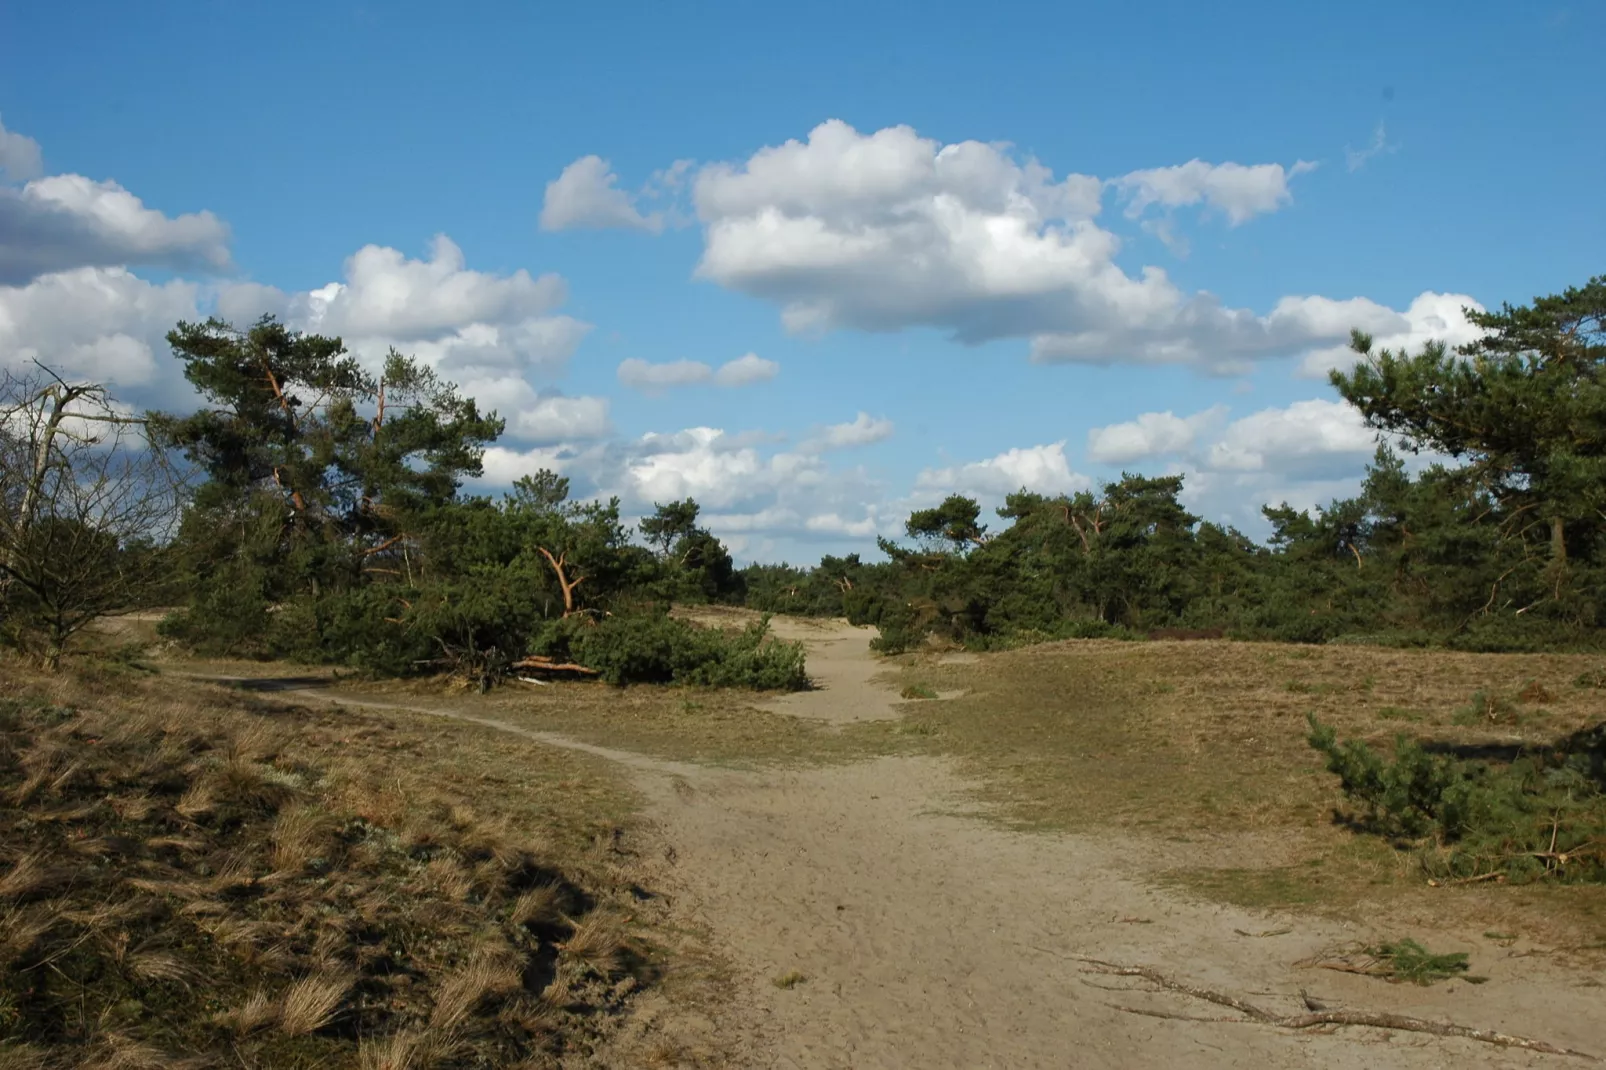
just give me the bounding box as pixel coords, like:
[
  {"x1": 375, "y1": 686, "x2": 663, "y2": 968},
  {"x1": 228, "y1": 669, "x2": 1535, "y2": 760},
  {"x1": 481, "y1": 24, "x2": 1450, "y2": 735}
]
[{"x1": 742, "y1": 277, "x2": 1606, "y2": 656}]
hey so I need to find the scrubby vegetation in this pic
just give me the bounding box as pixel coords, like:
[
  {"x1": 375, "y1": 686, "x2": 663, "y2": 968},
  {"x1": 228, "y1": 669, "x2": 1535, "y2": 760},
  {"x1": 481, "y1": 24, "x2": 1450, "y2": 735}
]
[
  {"x1": 1308, "y1": 714, "x2": 1605, "y2": 883},
  {"x1": 532, "y1": 610, "x2": 806, "y2": 689},
  {"x1": 0, "y1": 316, "x2": 796, "y2": 690},
  {"x1": 7, "y1": 276, "x2": 1601, "y2": 684},
  {"x1": 0, "y1": 669, "x2": 661, "y2": 1068},
  {"x1": 744, "y1": 277, "x2": 1606, "y2": 655}
]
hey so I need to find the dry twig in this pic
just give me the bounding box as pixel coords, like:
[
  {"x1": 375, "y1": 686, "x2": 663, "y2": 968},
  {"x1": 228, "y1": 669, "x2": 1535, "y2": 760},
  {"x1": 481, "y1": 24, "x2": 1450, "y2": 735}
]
[{"x1": 1076, "y1": 958, "x2": 1598, "y2": 1061}]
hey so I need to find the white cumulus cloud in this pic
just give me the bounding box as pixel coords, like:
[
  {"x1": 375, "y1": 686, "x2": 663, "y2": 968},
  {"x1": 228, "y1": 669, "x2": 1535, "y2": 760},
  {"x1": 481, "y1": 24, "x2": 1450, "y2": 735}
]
[
  {"x1": 1298, "y1": 291, "x2": 1486, "y2": 378},
  {"x1": 540, "y1": 155, "x2": 663, "y2": 233},
  {"x1": 1205, "y1": 399, "x2": 1378, "y2": 477},
  {"x1": 916, "y1": 441, "x2": 1088, "y2": 498},
  {"x1": 0, "y1": 174, "x2": 231, "y2": 285},
  {"x1": 712, "y1": 351, "x2": 778, "y2": 386},
  {"x1": 1087, "y1": 406, "x2": 1227, "y2": 464},
  {"x1": 1114, "y1": 159, "x2": 1317, "y2": 225},
  {"x1": 802, "y1": 411, "x2": 894, "y2": 453},
  {"x1": 0, "y1": 114, "x2": 43, "y2": 181},
  {"x1": 219, "y1": 233, "x2": 589, "y2": 377},
  {"x1": 617, "y1": 352, "x2": 779, "y2": 393},
  {"x1": 674, "y1": 118, "x2": 1436, "y2": 374},
  {"x1": 0, "y1": 266, "x2": 201, "y2": 393},
  {"x1": 617, "y1": 357, "x2": 713, "y2": 392},
  {"x1": 624, "y1": 427, "x2": 822, "y2": 509}
]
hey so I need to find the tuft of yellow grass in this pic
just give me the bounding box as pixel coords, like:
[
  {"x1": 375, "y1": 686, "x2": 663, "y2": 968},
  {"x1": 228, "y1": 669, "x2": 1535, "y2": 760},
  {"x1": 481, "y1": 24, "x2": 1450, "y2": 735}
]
[
  {"x1": 0, "y1": 853, "x2": 53, "y2": 901},
  {"x1": 429, "y1": 951, "x2": 524, "y2": 1031},
  {"x1": 277, "y1": 972, "x2": 351, "y2": 1036},
  {"x1": 421, "y1": 857, "x2": 473, "y2": 901},
  {"x1": 357, "y1": 1028, "x2": 455, "y2": 1070},
  {"x1": 128, "y1": 949, "x2": 201, "y2": 988},
  {"x1": 214, "y1": 988, "x2": 278, "y2": 1036},
  {"x1": 509, "y1": 883, "x2": 563, "y2": 928},
  {"x1": 559, "y1": 913, "x2": 626, "y2": 976},
  {"x1": 269, "y1": 803, "x2": 336, "y2": 871},
  {"x1": 0, "y1": 658, "x2": 696, "y2": 1066}
]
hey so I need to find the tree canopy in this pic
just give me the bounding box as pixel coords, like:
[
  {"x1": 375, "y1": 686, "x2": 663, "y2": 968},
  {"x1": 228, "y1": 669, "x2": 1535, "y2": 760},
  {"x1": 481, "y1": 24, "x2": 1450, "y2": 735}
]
[{"x1": 745, "y1": 276, "x2": 1606, "y2": 653}]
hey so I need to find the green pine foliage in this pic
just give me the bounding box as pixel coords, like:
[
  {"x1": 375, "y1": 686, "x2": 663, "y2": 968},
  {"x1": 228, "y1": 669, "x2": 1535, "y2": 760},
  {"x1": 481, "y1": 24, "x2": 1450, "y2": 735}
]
[
  {"x1": 532, "y1": 610, "x2": 807, "y2": 689},
  {"x1": 147, "y1": 317, "x2": 796, "y2": 690},
  {"x1": 745, "y1": 276, "x2": 1606, "y2": 656},
  {"x1": 1307, "y1": 714, "x2": 1606, "y2": 882}
]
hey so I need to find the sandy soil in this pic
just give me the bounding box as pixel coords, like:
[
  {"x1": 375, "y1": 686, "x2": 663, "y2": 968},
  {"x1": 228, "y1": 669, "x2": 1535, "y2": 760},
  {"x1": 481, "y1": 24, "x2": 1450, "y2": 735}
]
[{"x1": 188, "y1": 622, "x2": 1606, "y2": 1068}]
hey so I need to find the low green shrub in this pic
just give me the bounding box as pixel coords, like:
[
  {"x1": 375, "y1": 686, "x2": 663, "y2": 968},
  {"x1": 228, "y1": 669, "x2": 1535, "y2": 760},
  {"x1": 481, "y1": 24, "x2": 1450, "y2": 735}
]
[
  {"x1": 533, "y1": 611, "x2": 807, "y2": 690},
  {"x1": 1366, "y1": 939, "x2": 1478, "y2": 985},
  {"x1": 1450, "y1": 688, "x2": 1523, "y2": 727},
  {"x1": 1307, "y1": 714, "x2": 1606, "y2": 882}
]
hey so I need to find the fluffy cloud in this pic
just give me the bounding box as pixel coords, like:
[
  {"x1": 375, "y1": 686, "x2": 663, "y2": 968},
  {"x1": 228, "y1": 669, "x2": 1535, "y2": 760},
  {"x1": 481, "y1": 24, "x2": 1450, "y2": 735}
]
[
  {"x1": 916, "y1": 441, "x2": 1088, "y2": 498},
  {"x1": 801, "y1": 411, "x2": 894, "y2": 452},
  {"x1": 622, "y1": 427, "x2": 824, "y2": 509},
  {"x1": 0, "y1": 115, "x2": 43, "y2": 181},
  {"x1": 616, "y1": 352, "x2": 779, "y2": 393},
  {"x1": 1298, "y1": 291, "x2": 1485, "y2": 377},
  {"x1": 449, "y1": 374, "x2": 610, "y2": 444},
  {"x1": 1078, "y1": 396, "x2": 1408, "y2": 533},
  {"x1": 1086, "y1": 406, "x2": 1226, "y2": 464},
  {"x1": 477, "y1": 443, "x2": 581, "y2": 487},
  {"x1": 1089, "y1": 398, "x2": 1378, "y2": 479},
  {"x1": 617, "y1": 358, "x2": 712, "y2": 392},
  {"x1": 1114, "y1": 159, "x2": 1316, "y2": 225},
  {"x1": 476, "y1": 422, "x2": 890, "y2": 557},
  {"x1": 540, "y1": 155, "x2": 663, "y2": 233},
  {"x1": 306, "y1": 235, "x2": 570, "y2": 345},
  {"x1": 582, "y1": 118, "x2": 1439, "y2": 374},
  {"x1": 802, "y1": 512, "x2": 882, "y2": 538},
  {"x1": 220, "y1": 235, "x2": 584, "y2": 369},
  {"x1": 215, "y1": 235, "x2": 593, "y2": 443},
  {"x1": 1205, "y1": 399, "x2": 1377, "y2": 477},
  {"x1": 712, "y1": 351, "x2": 778, "y2": 386},
  {"x1": 1028, "y1": 292, "x2": 1414, "y2": 376},
  {"x1": 0, "y1": 267, "x2": 200, "y2": 393},
  {"x1": 0, "y1": 174, "x2": 231, "y2": 285}
]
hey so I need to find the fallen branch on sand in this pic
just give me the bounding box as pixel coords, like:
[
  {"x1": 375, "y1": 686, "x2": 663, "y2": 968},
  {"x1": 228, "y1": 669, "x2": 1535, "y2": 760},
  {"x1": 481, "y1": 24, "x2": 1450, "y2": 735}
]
[
  {"x1": 507, "y1": 654, "x2": 600, "y2": 677},
  {"x1": 1075, "y1": 958, "x2": 1599, "y2": 1061}
]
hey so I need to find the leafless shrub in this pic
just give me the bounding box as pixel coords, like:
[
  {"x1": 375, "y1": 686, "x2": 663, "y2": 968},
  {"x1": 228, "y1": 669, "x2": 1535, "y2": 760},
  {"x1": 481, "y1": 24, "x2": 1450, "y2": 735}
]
[{"x1": 0, "y1": 365, "x2": 187, "y2": 668}]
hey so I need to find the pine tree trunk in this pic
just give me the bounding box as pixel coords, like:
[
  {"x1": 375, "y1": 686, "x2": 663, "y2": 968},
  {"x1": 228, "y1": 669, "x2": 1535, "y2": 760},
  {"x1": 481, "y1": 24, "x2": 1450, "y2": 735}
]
[{"x1": 1550, "y1": 516, "x2": 1567, "y2": 565}]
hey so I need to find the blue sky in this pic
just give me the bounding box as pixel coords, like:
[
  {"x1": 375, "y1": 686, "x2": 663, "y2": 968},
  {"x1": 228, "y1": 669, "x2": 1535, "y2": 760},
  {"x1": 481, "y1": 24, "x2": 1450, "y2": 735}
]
[{"x1": 2, "y1": 1, "x2": 1601, "y2": 562}]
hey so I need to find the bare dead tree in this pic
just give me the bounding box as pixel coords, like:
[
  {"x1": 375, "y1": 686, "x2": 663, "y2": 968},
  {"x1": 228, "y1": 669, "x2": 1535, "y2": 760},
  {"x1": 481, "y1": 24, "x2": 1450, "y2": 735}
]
[{"x1": 0, "y1": 364, "x2": 186, "y2": 668}]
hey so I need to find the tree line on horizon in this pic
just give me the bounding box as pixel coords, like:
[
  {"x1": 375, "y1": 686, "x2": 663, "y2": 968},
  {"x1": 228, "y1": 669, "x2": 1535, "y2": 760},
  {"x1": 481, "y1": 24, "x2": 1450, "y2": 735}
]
[
  {"x1": 746, "y1": 275, "x2": 1605, "y2": 654},
  {"x1": 1, "y1": 275, "x2": 1601, "y2": 676}
]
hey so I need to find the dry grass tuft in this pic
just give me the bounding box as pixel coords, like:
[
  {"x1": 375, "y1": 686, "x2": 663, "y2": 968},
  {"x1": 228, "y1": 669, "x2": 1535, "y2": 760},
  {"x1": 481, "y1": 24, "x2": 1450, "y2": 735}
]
[
  {"x1": 269, "y1": 803, "x2": 337, "y2": 871},
  {"x1": 421, "y1": 857, "x2": 473, "y2": 901},
  {"x1": 357, "y1": 1028, "x2": 456, "y2": 1070},
  {"x1": 560, "y1": 912, "x2": 628, "y2": 975},
  {"x1": 215, "y1": 988, "x2": 279, "y2": 1036},
  {"x1": 277, "y1": 972, "x2": 351, "y2": 1036},
  {"x1": 429, "y1": 952, "x2": 524, "y2": 1031},
  {"x1": 510, "y1": 883, "x2": 564, "y2": 927},
  {"x1": 0, "y1": 852, "x2": 55, "y2": 900},
  {"x1": 0, "y1": 661, "x2": 670, "y2": 1067},
  {"x1": 128, "y1": 949, "x2": 202, "y2": 987},
  {"x1": 0, "y1": 1043, "x2": 51, "y2": 1070}
]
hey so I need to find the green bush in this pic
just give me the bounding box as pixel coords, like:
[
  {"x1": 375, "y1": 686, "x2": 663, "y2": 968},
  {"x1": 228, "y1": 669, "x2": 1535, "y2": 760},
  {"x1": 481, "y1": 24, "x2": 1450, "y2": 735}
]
[
  {"x1": 533, "y1": 611, "x2": 807, "y2": 690},
  {"x1": 1307, "y1": 714, "x2": 1606, "y2": 882}
]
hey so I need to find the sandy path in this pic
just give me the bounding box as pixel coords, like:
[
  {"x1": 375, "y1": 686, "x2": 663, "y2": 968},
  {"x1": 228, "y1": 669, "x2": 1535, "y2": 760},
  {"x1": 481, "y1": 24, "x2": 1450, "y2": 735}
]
[{"x1": 187, "y1": 626, "x2": 1605, "y2": 1068}]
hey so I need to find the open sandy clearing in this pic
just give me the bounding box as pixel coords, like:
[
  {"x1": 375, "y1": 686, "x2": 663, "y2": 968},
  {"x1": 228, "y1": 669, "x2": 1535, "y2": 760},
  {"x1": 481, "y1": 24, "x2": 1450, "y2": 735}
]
[{"x1": 190, "y1": 621, "x2": 1606, "y2": 1068}]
